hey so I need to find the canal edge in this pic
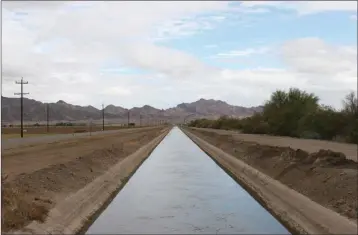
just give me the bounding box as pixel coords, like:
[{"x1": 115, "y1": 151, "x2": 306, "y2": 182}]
[
  {"x1": 77, "y1": 128, "x2": 172, "y2": 235},
  {"x1": 18, "y1": 127, "x2": 172, "y2": 235},
  {"x1": 180, "y1": 127, "x2": 357, "y2": 235}
]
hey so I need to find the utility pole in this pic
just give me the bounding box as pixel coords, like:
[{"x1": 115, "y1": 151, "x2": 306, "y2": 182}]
[
  {"x1": 127, "y1": 110, "x2": 130, "y2": 127},
  {"x1": 14, "y1": 77, "x2": 29, "y2": 138},
  {"x1": 102, "y1": 103, "x2": 105, "y2": 131},
  {"x1": 89, "y1": 119, "x2": 92, "y2": 136},
  {"x1": 140, "y1": 114, "x2": 142, "y2": 127},
  {"x1": 46, "y1": 103, "x2": 50, "y2": 133}
]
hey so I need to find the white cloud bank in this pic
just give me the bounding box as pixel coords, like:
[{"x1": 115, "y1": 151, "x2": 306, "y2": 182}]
[{"x1": 2, "y1": 1, "x2": 357, "y2": 109}]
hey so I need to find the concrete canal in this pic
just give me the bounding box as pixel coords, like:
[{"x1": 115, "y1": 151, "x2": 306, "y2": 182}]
[{"x1": 86, "y1": 127, "x2": 290, "y2": 234}]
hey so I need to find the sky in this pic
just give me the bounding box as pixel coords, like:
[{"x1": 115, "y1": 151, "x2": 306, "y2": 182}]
[{"x1": 2, "y1": 1, "x2": 357, "y2": 109}]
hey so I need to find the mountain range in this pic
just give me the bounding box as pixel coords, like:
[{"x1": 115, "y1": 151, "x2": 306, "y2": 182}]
[{"x1": 1, "y1": 96, "x2": 262, "y2": 124}]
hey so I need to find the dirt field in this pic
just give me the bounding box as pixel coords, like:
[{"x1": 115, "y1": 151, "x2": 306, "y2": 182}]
[
  {"x1": 2, "y1": 133, "x2": 57, "y2": 139},
  {"x1": 192, "y1": 127, "x2": 358, "y2": 162},
  {"x1": 1, "y1": 125, "x2": 145, "y2": 135},
  {"x1": 1, "y1": 126, "x2": 166, "y2": 232},
  {"x1": 187, "y1": 128, "x2": 358, "y2": 222}
]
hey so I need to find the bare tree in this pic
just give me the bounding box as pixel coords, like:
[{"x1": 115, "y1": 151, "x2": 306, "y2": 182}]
[{"x1": 342, "y1": 91, "x2": 358, "y2": 116}]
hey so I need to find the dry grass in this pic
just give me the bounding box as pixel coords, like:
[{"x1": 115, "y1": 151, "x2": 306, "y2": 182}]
[{"x1": 2, "y1": 180, "x2": 52, "y2": 231}]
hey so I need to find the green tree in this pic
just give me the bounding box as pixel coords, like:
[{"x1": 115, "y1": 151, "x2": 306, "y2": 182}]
[{"x1": 263, "y1": 88, "x2": 319, "y2": 137}]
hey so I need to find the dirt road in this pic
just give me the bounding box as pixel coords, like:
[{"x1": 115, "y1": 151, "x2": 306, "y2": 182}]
[
  {"x1": 2, "y1": 126, "x2": 167, "y2": 232},
  {"x1": 192, "y1": 127, "x2": 357, "y2": 162},
  {"x1": 1, "y1": 126, "x2": 158, "y2": 150},
  {"x1": 1, "y1": 125, "x2": 129, "y2": 135},
  {"x1": 187, "y1": 128, "x2": 357, "y2": 223}
]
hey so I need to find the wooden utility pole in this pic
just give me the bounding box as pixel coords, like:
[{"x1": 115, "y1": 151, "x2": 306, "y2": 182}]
[
  {"x1": 140, "y1": 114, "x2": 142, "y2": 127},
  {"x1": 46, "y1": 103, "x2": 50, "y2": 133},
  {"x1": 127, "y1": 110, "x2": 130, "y2": 126},
  {"x1": 102, "y1": 104, "x2": 105, "y2": 131},
  {"x1": 14, "y1": 77, "x2": 29, "y2": 138}
]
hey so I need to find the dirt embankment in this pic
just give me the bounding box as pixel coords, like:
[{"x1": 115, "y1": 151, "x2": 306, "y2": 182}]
[
  {"x1": 188, "y1": 128, "x2": 358, "y2": 221},
  {"x1": 192, "y1": 127, "x2": 358, "y2": 162},
  {"x1": 1, "y1": 127, "x2": 167, "y2": 233}
]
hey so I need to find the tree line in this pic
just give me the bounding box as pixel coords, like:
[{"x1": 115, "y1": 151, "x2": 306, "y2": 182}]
[{"x1": 188, "y1": 88, "x2": 358, "y2": 144}]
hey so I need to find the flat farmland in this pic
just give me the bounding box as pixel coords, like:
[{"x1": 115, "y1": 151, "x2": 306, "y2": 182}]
[
  {"x1": 1, "y1": 133, "x2": 57, "y2": 140},
  {"x1": 2, "y1": 125, "x2": 143, "y2": 135}
]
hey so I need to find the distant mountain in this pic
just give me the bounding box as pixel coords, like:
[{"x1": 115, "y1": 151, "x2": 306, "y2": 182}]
[
  {"x1": 104, "y1": 104, "x2": 127, "y2": 115},
  {"x1": 1, "y1": 96, "x2": 263, "y2": 124},
  {"x1": 171, "y1": 98, "x2": 262, "y2": 118}
]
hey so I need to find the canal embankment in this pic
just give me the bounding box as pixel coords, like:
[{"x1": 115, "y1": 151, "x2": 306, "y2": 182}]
[
  {"x1": 5, "y1": 127, "x2": 170, "y2": 234},
  {"x1": 182, "y1": 127, "x2": 357, "y2": 235}
]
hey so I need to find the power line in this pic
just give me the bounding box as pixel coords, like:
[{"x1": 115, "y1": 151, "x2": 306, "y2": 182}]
[{"x1": 14, "y1": 77, "x2": 29, "y2": 138}]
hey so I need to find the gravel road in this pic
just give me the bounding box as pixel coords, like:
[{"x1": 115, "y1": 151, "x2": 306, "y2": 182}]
[{"x1": 1, "y1": 127, "x2": 157, "y2": 150}]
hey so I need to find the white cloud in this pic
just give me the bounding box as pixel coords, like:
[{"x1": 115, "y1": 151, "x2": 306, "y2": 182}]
[
  {"x1": 2, "y1": 1, "x2": 229, "y2": 107},
  {"x1": 216, "y1": 47, "x2": 270, "y2": 58},
  {"x1": 351, "y1": 14, "x2": 357, "y2": 21},
  {"x1": 280, "y1": 38, "x2": 357, "y2": 89},
  {"x1": 101, "y1": 87, "x2": 132, "y2": 96},
  {"x1": 1, "y1": 1, "x2": 356, "y2": 110},
  {"x1": 240, "y1": 1, "x2": 357, "y2": 15}
]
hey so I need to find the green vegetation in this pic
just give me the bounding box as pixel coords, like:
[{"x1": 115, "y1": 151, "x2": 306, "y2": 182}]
[{"x1": 188, "y1": 88, "x2": 358, "y2": 144}]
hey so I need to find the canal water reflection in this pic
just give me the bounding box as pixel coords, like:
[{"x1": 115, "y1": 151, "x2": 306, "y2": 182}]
[{"x1": 86, "y1": 127, "x2": 290, "y2": 234}]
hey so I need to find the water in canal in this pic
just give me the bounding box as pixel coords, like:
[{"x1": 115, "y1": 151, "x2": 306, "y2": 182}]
[{"x1": 86, "y1": 127, "x2": 290, "y2": 234}]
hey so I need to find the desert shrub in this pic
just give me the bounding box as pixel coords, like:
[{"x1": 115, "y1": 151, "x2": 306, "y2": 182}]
[{"x1": 189, "y1": 88, "x2": 357, "y2": 144}]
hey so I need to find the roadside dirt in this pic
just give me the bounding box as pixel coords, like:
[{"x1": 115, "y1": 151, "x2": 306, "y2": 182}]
[
  {"x1": 188, "y1": 128, "x2": 358, "y2": 222},
  {"x1": 1, "y1": 127, "x2": 166, "y2": 232}
]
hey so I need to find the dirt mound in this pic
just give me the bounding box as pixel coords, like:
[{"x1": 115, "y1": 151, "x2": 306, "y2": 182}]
[{"x1": 311, "y1": 150, "x2": 357, "y2": 168}]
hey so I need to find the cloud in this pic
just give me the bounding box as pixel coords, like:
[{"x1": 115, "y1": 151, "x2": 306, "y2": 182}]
[
  {"x1": 2, "y1": 1, "x2": 356, "y2": 110},
  {"x1": 280, "y1": 38, "x2": 356, "y2": 89},
  {"x1": 215, "y1": 47, "x2": 270, "y2": 58},
  {"x1": 101, "y1": 87, "x2": 132, "y2": 96},
  {"x1": 2, "y1": 1, "x2": 229, "y2": 105},
  {"x1": 351, "y1": 14, "x2": 357, "y2": 21},
  {"x1": 240, "y1": 1, "x2": 357, "y2": 15}
]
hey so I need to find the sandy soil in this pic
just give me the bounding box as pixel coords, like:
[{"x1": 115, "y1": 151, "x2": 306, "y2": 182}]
[
  {"x1": 188, "y1": 128, "x2": 358, "y2": 222},
  {"x1": 1, "y1": 126, "x2": 166, "y2": 232},
  {"x1": 192, "y1": 128, "x2": 358, "y2": 162}
]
